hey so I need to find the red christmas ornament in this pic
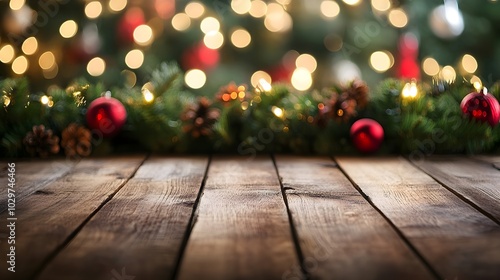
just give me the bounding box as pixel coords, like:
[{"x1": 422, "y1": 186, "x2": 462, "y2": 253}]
[
  {"x1": 350, "y1": 119, "x2": 384, "y2": 153},
  {"x1": 86, "y1": 95, "x2": 127, "y2": 138},
  {"x1": 460, "y1": 89, "x2": 500, "y2": 127}
]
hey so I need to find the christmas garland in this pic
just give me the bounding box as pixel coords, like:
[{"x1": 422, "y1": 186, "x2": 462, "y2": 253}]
[{"x1": 2, "y1": 62, "x2": 500, "y2": 158}]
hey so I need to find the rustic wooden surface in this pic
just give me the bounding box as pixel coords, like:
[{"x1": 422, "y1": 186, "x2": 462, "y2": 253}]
[
  {"x1": 275, "y1": 156, "x2": 434, "y2": 280},
  {"x1": 0, "y1": 157, "x2": 145, "y2": 280},
  {"x1": 1, "y1": 155, "x2": 500, "y2": 280},
  {"x1": 336, "y1": 157, "x2": 500, "y2": 280},
  {"x1": 412, "y1": 156, "x2": 500, "y2": 223},
  {"x1": 38, "y1": 157, "x2": 208, "y2": 280},
  {"x1": 177, "y1": 157, "x2": 301, "y2": 280},
  {"x1": 0, "y1": 159, "x2": 75, "y2": 212}
]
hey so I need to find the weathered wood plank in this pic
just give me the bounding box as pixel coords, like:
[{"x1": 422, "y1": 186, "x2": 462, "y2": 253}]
[
  {"x1": 473, "y1": 155, "x2": 500, "y2": 171},
  {"x1": 412, "y1": 156, "x2": 500, "y2": 223},
  {"x1": 177, "y1": 157, "x2": 302, "y2": 280},
  {"x1": 275, "y1": 156, "x2": 435, "y2": 280},
  {"x1": 0, "y1": 156, "x2": 145, "y2": 280},
  {"x1": 37, "y1": 156, "x2": 208, "y2": 280},
  {"x1": 336, "y1": 157, "x2": 500, "y2": 280},
  {"x1": 0, "y1": 159, "x2": 75, "y2": 212}
]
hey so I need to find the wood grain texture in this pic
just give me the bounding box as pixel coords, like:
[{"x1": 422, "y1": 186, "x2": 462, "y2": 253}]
[
  {"x1": 177, "y1": 156, "x2": 302, "y2": 280},
  {"x1": 0, "y1": 159, "x2": 75, "y2": 212},
  {"x1": 0, "y1": 156, "x2": 145, "y2": 280},
  {"x1": 38, "y1": 156, "x2": 208, "y2": 280},
  {"x1": 412, "y1": 156, "x2": 500, "y2": 222},
  {"x1": 336, "y1": 157, "x2": 500, "y2": 280},
  {"x1": 473, "y1": 155, "x2": 500, "y2": 171},
  {"x1": 275, "y1": 156, "x2": 434, "y2": 280}
]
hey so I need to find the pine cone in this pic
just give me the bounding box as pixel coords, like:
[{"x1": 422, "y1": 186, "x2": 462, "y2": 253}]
[
  {"x1": 316, "y1": 80, "x2": 369, "y2": 124},
  {"x1": 181, "y1": 97, "x2": 220, "y2": 138},
  {"x1": 346, "y1": 79, "x2": 369, "y2": 108},
  {"x1": 216, "y1": 83, "x2": 249, "y2": 104},
  {"x1": 23, "y1": 125, "x2": 60, "y2": 158},
  {"x1": 61, "y1": 123, "x2": 92, "y2": 158}
]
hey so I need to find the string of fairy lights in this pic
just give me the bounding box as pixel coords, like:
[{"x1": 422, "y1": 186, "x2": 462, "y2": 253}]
[{"x1": 0, "y1": 0, "x2": 493, "y2": 106}]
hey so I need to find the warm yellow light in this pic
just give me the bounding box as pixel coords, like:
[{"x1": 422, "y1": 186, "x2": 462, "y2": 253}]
[
  {"x1": 39, "y1": 52, "x2": 56, "y2": 70},
  {"x1": 231, "y1": 28, "x2": 251, "y2": 48},
  {"x1": 9, "y1": 0, "x2": 25, "y2": 11},
  {"x1": 422, "y1": 57, "x2": 440, "y2": 76},
  {"x1": 232, "y1": 0, "x2": 252, "y2": 15},
  {"x1": 142, "y1": 83, "x2": 155, "y2": 103},
  {"x1": 441, "y1": 65, "x2": 456, "y2": 82},
  {"x1": 185, "y1": 69, "x2": 206, "y2": 89},
  {"x1": 203, "y1": 31, "x2": 224, "y2": 49},
  {"x1": 388, "y1": 9, "x2": 408, "y2": 28},
  {"x1": 462, "y1": 54, "x2": 478, "y2": 74},
  {"x1": 12, "y1": 56, "x2": 28, "y2": 74},
  {"x1": 291, "y1": 68, "x2": 313, "y2": 91},
  {"x1": 296, "y1": 54, "x2": 318, "y2": 73},
  {"x1": 272, "y1": 106, "x2": 284, "y2": 118},
  {"x1": 21, "y1": 37, "x2": 38, "y2": 55},
  {"x1": 264, "y1": 11, "x2": 293, "y2": 33},
  {"x1": 0, "y1": 45, "x2": 15, "y2": 63},
  {"x1": 267, "y1": 2, "x2": 284, "y2": 14},
  {"x1": 249, "y1": 0, "x2": 267, "y2": 18},
  {"x1": 471, "y1": 76, "x2": 482, "y2": 91},
  {"x1": 143, "y1": 90, "x2": 154, "y2": 103},
  {"x1": 125, "y1": 49, "x2": 144, "y2": 69},
  {"x1": 87, "y1": 57, "x2": 106, "y2": 76},
  {"x1": 402, "y1": 82, "x2": 418, "y2": 99},
  {"x1": 85, "y1": 1, "x2": 103, "y2": 19},
  {"x1": 258, "y1": 78, "x2": 272, "y2": 92},
  {"x1": 40, "y1": 95, "x2": 50, "y2": 105},
  {"x1": 185, "y1": 2, "x2": 205, "y2": 19},
  {"x1": 172, "y1": 13, "x2": 191, "y2": 31},
  {"x1": 241, "y1": 101, "x2": 249, "y2": 110},
  {"x1": 3, "y1": 95, "x2": 11, "y2": 107},
  {"x1": 342, "y1": 0, "x2": 361, "y2": 6},
  {"x1": 200, "y1": 17, "x2": 220, "y2": 34},
  {"x1": 276, "y1": 0, "x2": 291, "y2": 5},
  {"x1": 251, "y1": 71, "x2": 272, "y2": 88},
  {"x1": 369, "y1": 51, "x2": 394, "y2": 73},
  {"x1": 133, "y1": 25, "x2": 154, "y2": 46},
  {"x1": 320, "y1": 1, "x2": 340, "y2": 18},
  {"x1": 109, "y1": 0, "x2": 127, "y2": 12},
  {"x1": 60, "y1": 20, "x2": 78, "y2": 38},
  {"x1": 371, "y1": 0, "x2": 391, "y2": 12}
]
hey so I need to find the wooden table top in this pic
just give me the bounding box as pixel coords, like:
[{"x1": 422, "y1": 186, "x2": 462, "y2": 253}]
[{"x1": 1, "y1": 155, "x2": 499, "y2": 280}]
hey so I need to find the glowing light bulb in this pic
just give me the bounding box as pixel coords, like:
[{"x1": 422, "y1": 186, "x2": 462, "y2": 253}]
[{"x1": 402, "y1": 81, "x2": 418, "y2": 99}]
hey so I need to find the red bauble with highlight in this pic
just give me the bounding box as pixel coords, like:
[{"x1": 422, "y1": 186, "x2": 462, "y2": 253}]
[
  {"x1": 460, "y1": 90, "x2": 500, "y2": 127},
  {"x1": 350, "y1": 119, "x2": 384, "y2": 153},
  {"x1": 86, "y1": 96, "x2": 127, "y2": 138}
]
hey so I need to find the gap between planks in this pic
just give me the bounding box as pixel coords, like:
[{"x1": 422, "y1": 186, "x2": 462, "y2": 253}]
[
  {"x1": 176, "y1": 156, "x2": 303, "y2": 280},
  {"x1": 37, "y1": 156, "x2": 209, "y2": 280},
  {"x1": 275, "y1": 156, "x2": 437, "y2": 280},
  {"x1": 34, "y1": 155, "x2": 149, "y2": 278},
  {"x1": 0, "y1": 156, "x2": 147, "y2": 280},
  {"x1": 336, "y1": 156, "x2": 500, "y2": 280},
  {"x1": 171, "y1": 155, "x2": 212, "y2": 280},
  {"x1": 410, "y1": 156, "x2": 500, "y2": 226}
]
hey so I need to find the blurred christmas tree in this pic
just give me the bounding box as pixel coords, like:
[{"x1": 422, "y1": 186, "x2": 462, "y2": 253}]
[{"x1": 1, "y1": 0, "x2": 500, "y2": 94}]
